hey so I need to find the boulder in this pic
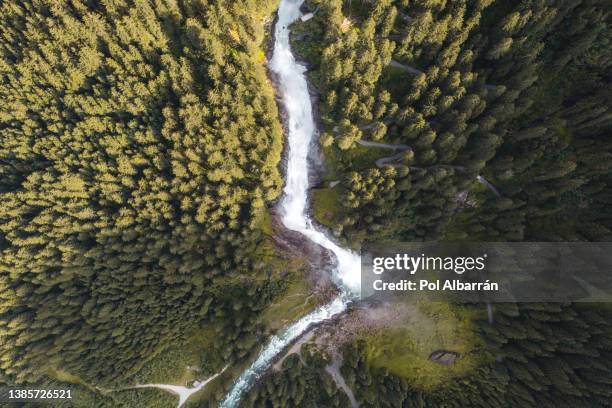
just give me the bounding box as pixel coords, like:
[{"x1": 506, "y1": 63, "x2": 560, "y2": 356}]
[{"x1": 429, "y1": 350, "x2": 460, "y2": 365}]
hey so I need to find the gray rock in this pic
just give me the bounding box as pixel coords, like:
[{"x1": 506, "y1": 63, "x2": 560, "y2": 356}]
[{"x1": 429, "y1": 350, "x2": 460, "y2": 365}]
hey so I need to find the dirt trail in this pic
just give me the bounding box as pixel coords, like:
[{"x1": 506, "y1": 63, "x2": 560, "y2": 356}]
[
  {"x1": 272, "y1": 330, "x2": 315, "y2": 371},
  {"x1": 357, "y1": 139, "x2": 410, "y2": 151},
  {"x1": 390, "y1": 59, "x2": 423, "y2": 75},
  {"x1": 477, "y1": 175, "x2": 502, "y2": 197},
  {"x1": 326, "y1": 353, "x2": 358, "y2": 408}
]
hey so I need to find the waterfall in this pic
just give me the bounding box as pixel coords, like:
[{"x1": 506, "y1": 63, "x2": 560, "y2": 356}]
[
  {"x1": 219, "y1": 0, "x2": 361, "y2": 406},
  {"x1": 122, "y1": 2, "x2": 359, "y2": 407}
]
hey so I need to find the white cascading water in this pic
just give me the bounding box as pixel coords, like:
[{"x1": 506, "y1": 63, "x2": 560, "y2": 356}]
[
  {"x1": 219, "y1": 0, "x2": 361, "y2": 406},
  {"x1": 127, "y1": 2, "x2": 360, "y2": 406}
]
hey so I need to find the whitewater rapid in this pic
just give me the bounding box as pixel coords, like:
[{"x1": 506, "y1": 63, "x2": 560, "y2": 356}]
[{"x1": 219, "y1": 0, "x2": 361, "y2": 406}]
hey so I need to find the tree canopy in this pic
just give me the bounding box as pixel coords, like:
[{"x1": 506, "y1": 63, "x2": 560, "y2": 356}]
[{"x1": 0, "y1": 0, "x2": 284, "y2": 384}]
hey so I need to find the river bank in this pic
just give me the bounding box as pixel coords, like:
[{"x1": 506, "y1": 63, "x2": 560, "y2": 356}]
[
  {"x1": 264, "y1": 6, "x2": 338, "y2": 303},
  {"x1": 219, "y1": 1, "x2": 362, "y2": 405}
]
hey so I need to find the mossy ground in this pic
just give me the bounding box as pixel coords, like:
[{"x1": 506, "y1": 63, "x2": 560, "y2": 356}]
[
  {"x1": 347, "y1": 144, "x2": 391, "y2": 170},
  {"x1": 312, "y1": 186, "x2": 341, "y2": 227},
  {"x1": 362, "y1": 300, "x2": 486, "y2": 391},
  {"x1": 259, "y1": 269, "x2": 319, "y2": 332}
]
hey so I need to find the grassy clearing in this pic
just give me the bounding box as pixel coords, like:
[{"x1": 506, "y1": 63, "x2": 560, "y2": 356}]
[
  {"x1": 362, "y1": 300, "x2": 485, "y2": 391},
  {"x1": 319, "y1": 143, "x2": 344, "y2": 181},
  {"x1": 313, "y1": 141, "x2": 399, "y2": 227},
  {"x1": 259, "y1": 268, "x2": 318, "y2": 333},
  {"x1": 48, "y1": 368, "x2": 97, "y2": 392},
  {"x1": 347, "y1": 143, "x2": 391, "y2": 170},
  {"x1": 45, "y1": 369, "x2": 118, "y2": 407},
  {"x1": 312, "y1": 186, "x2": 341, "y2": 227}
]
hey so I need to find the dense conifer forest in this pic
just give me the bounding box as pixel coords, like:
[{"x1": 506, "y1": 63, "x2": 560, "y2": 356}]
[
  {"x1": 247, "y1": 0, "x2": 612, "y2": 406},
  {"x1": 301, "y1": 0, "x2": 611, "y2": 245},
  {"x1": 0, "y1": 0, "x2": 610, "y2": 407},
  {"x1": 0, "y1": 0, "x2": 286, "y2": 388}
]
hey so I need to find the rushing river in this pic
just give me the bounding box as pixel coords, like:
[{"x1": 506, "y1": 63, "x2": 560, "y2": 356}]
[
  {"x1": 219, "y1": 0, "x2": 361, "y2": 406},
  {"x1": 128, "y1": 1, "x2": 360, "y2": 406}
]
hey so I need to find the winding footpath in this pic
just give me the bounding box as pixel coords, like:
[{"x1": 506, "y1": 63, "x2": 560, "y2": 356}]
[
  {"x1": 358, "y1": 141, "x2": 504, "y2": 198},
  {"x1": 356, "y1": 139, "x2": 410, "y2": 151},
  {"x1": 117, "y1": 1, "x2": 507, "y2": 406},
  {"x1": 390, "y1": 59, "x2": 423, "y2": 75}
]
